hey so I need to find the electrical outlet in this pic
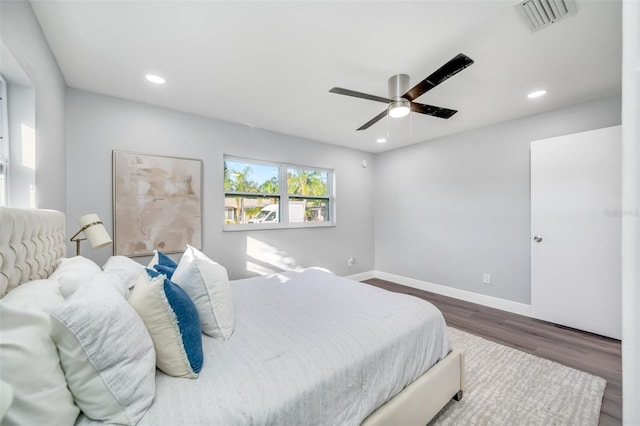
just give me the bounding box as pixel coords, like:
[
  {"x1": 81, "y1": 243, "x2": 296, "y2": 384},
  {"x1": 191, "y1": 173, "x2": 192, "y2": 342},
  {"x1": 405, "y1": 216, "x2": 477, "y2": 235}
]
[
  {"x1": 347, "y1": 257, "x2": 355, "y2": 267},
  {"x1": 483, "y1": 273, "x2": 491, "y2": 284}
]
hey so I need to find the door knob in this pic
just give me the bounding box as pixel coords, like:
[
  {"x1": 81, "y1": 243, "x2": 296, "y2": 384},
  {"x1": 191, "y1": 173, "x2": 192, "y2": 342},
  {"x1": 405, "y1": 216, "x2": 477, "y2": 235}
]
[{"x1": 533, "y1": 236, "x2": 543, "y2": 242}]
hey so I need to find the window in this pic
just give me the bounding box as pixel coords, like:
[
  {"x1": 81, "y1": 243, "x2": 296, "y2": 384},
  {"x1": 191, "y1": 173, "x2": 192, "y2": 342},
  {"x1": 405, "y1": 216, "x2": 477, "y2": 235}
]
[
  {"x1": 0, "y1": 76, "x2": 7, "y2": 206},
  {"x1": 224, "y1": 158, "x2": 280, "y2": 225},
  {"x1": 287, "y1": 167, "x2": 330, "y2": 223},
  {"x1": 224, "y1": 156, "x2": 333, "y2": 229}
]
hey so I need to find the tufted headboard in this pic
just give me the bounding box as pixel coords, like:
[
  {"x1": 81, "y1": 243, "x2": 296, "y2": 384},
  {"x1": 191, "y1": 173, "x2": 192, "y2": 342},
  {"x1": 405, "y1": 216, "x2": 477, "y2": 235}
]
[{"x1": 0, "y1": 207, "x2": 66, "y2": 297}]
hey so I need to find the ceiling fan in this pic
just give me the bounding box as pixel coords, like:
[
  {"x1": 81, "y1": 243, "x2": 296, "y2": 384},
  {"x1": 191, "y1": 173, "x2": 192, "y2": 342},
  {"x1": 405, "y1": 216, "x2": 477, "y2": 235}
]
[{"x1": 329, "y1": 53, "x2": 474, "y2": 131}]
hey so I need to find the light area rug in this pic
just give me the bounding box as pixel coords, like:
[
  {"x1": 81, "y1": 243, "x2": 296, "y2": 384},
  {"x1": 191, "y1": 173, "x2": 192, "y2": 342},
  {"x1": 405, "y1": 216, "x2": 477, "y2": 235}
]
[{"x1": 429, "y1": 327, "x2": 606, "y2": 426}]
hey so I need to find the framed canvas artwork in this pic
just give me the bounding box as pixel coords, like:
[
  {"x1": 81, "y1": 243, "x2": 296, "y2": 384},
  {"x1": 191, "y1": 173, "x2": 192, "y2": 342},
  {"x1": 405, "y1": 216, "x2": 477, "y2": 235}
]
[{"x1": 112, "y1": 151, "x2": 203, "y2": 256}]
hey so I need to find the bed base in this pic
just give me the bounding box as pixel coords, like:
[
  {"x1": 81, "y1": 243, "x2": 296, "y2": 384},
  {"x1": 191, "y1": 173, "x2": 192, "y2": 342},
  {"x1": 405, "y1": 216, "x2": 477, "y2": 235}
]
[{"x1": 361, "y1": 348, "x2": 464, "y2": 426}]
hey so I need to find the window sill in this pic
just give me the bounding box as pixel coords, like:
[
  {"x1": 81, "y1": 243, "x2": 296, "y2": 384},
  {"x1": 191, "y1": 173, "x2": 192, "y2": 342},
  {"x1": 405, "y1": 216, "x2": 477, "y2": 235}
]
[{"x1": 223, "y1": 222, "x2": 336, "y2": 232}]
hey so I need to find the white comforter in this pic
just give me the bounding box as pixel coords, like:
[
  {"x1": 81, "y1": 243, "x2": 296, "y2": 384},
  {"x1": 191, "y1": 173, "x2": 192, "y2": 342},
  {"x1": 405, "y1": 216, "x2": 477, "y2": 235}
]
[{"x1": 81, "y1": 269, "x2": 450, "y2": 425}]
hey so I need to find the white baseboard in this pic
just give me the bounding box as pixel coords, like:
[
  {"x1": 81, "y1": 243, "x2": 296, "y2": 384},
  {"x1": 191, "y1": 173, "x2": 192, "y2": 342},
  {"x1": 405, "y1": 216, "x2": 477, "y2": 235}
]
[
  {"x1": 344, "y1": 271, "x2": 377, "y2": 281},
  {"x1": 355, "y1": 270, "x2": 533, "y2": 318}
]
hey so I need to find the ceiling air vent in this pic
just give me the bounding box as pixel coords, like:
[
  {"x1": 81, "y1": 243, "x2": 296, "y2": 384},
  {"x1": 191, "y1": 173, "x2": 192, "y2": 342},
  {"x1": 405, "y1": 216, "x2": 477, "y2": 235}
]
[{"x1": 516, "y1": 0, "x2": 577, "y2": 32}]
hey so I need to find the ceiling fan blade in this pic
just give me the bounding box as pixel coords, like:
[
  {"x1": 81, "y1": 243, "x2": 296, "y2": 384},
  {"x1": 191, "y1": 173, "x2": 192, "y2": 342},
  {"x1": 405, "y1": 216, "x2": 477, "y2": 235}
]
[
  {"x1": 403, "y1": 53, "x2": 474, "y2": 101},
  {"x1": 357, "y1": 110, "x2": 388, "y2": 131},
  {"x1": 330, "y1": 87, "x2": 392, "y2": 104},
  {"x1": 410, "y1": 102, "x2": 458, "y2": 119}
]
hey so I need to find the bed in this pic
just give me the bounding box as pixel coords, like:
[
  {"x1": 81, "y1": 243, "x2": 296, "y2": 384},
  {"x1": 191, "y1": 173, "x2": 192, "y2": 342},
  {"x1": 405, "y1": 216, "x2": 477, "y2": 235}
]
[{"x1": 0, "y1": 207, "x2": 464, "y2": 425}]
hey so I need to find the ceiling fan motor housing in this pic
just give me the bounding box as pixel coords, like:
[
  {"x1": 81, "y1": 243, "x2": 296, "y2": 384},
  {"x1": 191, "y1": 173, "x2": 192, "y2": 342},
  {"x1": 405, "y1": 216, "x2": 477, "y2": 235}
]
[
  {"x1": 388, "y1": 74, "x2": 410, "y2": 100},
  {"x1": 388, "y1": 74, "x2": 411, "y2": 117}
]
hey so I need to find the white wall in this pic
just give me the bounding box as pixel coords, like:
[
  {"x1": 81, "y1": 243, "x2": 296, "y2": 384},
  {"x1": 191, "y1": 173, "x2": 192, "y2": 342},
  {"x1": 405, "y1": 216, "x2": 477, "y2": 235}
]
[
  {"x1": 374, "y1": 95, "x2": 621, "y2": 304},
  {"x1": 621, "y1": 0, "x2": 640, "y2": 423},
  {"x1": 0, "y1": 0, "x2": 67, "y2": 212},
  {"x1": 66, "y1": 89, "x2": 375, "y2": 279}
]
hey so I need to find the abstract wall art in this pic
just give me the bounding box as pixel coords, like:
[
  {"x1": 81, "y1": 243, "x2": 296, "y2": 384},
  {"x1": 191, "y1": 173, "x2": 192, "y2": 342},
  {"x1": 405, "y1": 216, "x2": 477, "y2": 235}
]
[{"x1": 112, "y1": 151, "x2": 202, "y2": 256}]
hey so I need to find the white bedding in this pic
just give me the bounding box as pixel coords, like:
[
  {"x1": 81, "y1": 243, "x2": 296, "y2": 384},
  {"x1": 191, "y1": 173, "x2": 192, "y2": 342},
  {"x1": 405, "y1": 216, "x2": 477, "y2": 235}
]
[{"x1": 78, "y1": 268, "x2": 450, "y2": 426}]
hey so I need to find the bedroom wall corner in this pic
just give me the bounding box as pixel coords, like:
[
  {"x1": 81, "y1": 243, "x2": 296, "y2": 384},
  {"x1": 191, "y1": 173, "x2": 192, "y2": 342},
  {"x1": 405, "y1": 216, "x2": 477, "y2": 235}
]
[
  {"x1": 65, "y1": 88, "x2": 376, "y2": 277},
  {"x1": 0, "y1": 0, "x2": 67, "y2": 212},
  {"x1": 373, "y1": 95, "x2": 622, "y2": 306}
]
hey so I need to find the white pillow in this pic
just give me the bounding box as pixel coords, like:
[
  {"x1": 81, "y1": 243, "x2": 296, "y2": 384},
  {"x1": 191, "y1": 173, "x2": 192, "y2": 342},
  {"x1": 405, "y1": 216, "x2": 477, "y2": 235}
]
[
  {"x1": 1, "y1": 278, "x2": 63, "y2": 308},
  {"x1": 147, "y1": 250, "x2": 160, "y2": 268},
  {"x1": 128, "y1": 271, "x2": 203, "y2": 378},
  {"x1": 172, "y1": 245, "x2": 235, "y2": 340},
  {"x1": 50, "y1": 256, "x2": 102, "y2": 298},
  {"x1": 47, "y1": 283, "x2": 156, "y2": 425},
  {"x1": 0, "y1": 280, "x2": 80, "y2": 425},
  {"x1": 103, "y1": 256, "x2": 146, "y2": 289}
]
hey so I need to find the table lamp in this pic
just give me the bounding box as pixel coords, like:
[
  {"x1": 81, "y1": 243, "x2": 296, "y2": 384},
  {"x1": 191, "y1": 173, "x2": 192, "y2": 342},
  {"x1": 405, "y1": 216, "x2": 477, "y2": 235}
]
[{"x1": 69, "y1": 213, "x2": 112, "y2": 256}]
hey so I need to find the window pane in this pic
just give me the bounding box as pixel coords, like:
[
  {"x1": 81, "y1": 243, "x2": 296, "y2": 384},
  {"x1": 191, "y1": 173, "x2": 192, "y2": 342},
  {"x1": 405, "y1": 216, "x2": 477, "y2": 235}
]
[
  {"x1": 289, "y1": 197, "x2": 329, "y2": 222},
  {"x1": 287, "y1": 168, "x2": 328, "y2": 196},
  {"x1": 1, "y1": 79, "x2": 6, "y2": 206},
  {"x1": 224, "y1": 160, "x2": 279, "y2": 194},
  {"x1": 1, "y1": 79, "x2": 5, "y2": 155},
  {"x1": 225, "y1": 196, "x2": 279, "y2": 224}
]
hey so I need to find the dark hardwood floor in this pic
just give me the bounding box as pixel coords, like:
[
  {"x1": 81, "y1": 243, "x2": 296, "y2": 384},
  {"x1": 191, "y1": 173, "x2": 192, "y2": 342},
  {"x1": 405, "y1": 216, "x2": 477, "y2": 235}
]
[{"x1": 363, "y1": 278, "x2": 622, "y2": 426}]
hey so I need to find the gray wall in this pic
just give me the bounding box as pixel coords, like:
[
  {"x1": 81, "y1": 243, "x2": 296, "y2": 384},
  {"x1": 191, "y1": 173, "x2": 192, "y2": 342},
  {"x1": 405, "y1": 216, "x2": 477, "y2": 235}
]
[
  {"x1": 0, "y1": 0, "x2": 67, "y2": 211},
  {"x1": 66, "y1": 89, "x2": 375, "y2": 279},
  {"x1": 374, "y1": 95, "x2": 621, "y2": 304}
]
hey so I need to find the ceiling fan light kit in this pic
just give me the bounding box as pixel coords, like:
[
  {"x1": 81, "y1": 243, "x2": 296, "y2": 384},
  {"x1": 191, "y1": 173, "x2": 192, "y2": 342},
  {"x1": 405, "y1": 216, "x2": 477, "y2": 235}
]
[
  {"x1": 389, "y1": 99, "x2": 411, "y2": 118},
  {"x1": 330, "y1": 53, "x2": 474, "y2": 131}
]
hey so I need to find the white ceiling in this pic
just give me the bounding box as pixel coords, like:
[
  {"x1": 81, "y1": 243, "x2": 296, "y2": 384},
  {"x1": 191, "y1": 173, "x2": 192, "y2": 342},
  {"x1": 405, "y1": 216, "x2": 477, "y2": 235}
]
[{"x1": 30, "y1": 0, "x2": 621, "y2": 153}]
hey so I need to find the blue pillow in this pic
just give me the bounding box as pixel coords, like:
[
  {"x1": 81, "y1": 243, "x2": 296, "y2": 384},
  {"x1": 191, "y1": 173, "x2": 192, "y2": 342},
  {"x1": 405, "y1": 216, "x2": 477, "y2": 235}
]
[
  {"x1": 154, "y1": 264, "x2": 177, "y2": 279},
  {"x1": 128, "y1": 269, "x2": 203, "y2": 378},
  {"x1": 150, "y1": 251, "x2": 178, "y2": 279}
]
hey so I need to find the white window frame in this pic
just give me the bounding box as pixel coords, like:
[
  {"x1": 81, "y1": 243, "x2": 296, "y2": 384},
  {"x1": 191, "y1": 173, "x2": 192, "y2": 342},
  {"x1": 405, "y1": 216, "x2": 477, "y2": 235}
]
[
  {"x1": 0, "y1": 75, "x2": 8, "y2": 207},
  {"x1": 223, "y1": 155, "x2": 335, "y2": 231}
]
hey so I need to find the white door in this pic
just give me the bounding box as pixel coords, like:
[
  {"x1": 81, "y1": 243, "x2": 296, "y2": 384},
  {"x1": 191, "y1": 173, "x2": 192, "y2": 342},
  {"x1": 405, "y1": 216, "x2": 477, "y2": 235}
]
[{"x1": 531, "y1": 126, "x2": 621, "y2": 339}]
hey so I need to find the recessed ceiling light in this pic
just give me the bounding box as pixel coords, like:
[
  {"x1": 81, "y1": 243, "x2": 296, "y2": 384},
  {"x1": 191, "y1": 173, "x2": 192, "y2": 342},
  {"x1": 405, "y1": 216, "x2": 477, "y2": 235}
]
[
  {"x1": 527, "y1": 89, "x2": 547, "y2": 99},
  {"x1": 376, "y1": 138, "x2": 387, "y2": 143},
  {"x1": 145, "y1": 74, "x2": 166, "y2": 84}
]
